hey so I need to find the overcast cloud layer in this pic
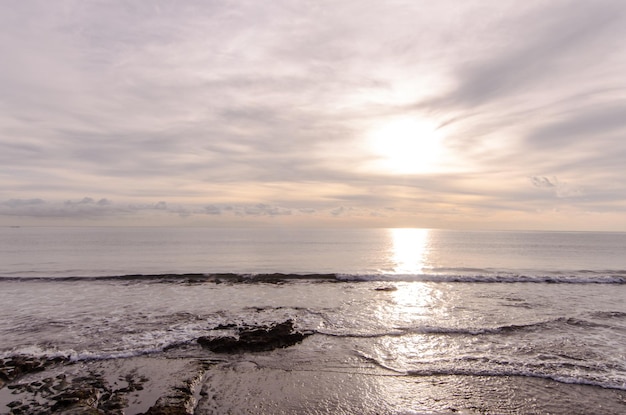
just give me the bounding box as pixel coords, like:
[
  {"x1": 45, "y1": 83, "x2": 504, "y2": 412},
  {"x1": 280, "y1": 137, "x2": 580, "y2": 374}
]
[{"x1": 1, "y1": 0, "x2": 625, "y2": 230}]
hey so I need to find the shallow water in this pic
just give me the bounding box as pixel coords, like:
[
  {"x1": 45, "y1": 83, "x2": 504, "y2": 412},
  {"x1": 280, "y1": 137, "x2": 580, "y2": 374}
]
[
  {"x1": 1, "y1": 278, "x2": 624, "y2": 391},
  {"x1": 2, "y1": 227, "x2": 626, "y2": 278},
  {"x1": 1, "y1": 227, "x2": 625, "y2": 413}
]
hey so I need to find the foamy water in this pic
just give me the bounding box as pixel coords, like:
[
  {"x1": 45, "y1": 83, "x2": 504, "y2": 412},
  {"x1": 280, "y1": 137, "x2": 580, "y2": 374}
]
[{"x1": 1, "y1": 227, "x2": 625, "y2": 413}]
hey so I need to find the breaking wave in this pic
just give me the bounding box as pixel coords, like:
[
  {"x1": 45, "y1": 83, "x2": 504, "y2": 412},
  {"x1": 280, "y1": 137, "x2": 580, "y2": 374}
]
[
  {"x1": 353, "y1": 350, "x2": 626, "y2": 391},
  {"x1": 2, "y1": 271, "x2": 625, "y2": 284}
]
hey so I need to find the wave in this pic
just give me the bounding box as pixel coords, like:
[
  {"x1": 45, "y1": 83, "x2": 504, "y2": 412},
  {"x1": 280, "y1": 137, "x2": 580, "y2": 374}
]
[
  {"x1": 404, "y1": 367, "x2": 626, "y2": 391},
  {"x1": 2, "y1": 271, "x2": 625, "y2": 284},
  {"x1": 353, "y1": 350, "x2": 626, "y2": 391},
  {"x1": 316, "y1": 316, "x2": 612, "y2": 339},
  {"x1": 0, "y1": 334, "x2": 206, "y2": 363},
  {"x1": 590, "y1": 310, "x2": 626, "y2": 319},
  {"x1": 2, "y1": 322, "x2": 542, "y2": 364},
  {"x1": 341, "y1": 272, "x2": 626, "y2": 284}
]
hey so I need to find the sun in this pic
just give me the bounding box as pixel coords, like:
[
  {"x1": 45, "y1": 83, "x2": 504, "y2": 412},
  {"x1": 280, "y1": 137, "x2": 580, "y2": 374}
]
[{"x1": 366, "y1": 117, "x2": 444, "y2": 174}]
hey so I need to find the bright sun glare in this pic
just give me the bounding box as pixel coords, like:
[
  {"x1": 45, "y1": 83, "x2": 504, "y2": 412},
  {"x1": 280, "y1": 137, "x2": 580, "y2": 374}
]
[
  {"x1": 367, "y1": 117, "x2": 444, "y2": 174},
  {"x1": 390, "y1": 228, "x2": 430, "y2": 275}
]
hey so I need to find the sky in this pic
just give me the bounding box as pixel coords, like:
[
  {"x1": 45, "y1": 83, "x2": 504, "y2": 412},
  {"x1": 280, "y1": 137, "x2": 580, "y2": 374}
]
[{"x1": 1, "y1": 0, "x2": 626, "y2": 230}]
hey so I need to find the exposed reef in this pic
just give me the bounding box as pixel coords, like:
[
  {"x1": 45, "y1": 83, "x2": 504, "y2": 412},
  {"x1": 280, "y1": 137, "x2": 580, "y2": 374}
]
[{"x1": 197, "y1": 319, "x2": 311, "y2": 353}]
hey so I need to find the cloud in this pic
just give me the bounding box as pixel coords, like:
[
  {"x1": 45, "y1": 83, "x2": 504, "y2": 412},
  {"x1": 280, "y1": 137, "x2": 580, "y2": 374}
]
[
  {"x1": 1, "y1": 1, "x2": 626, "y2": 229},
  {"x1": 65, "y1": 197, "x2": 95, "y2": 206},
  {"x1": 330, "y1": 206, "x2": 346, "y2": 216},
  {"x1": 2, "y1": 198, "x2": 45, "y2": 208},
  {"x1": 417, "y1": 1, "x2": 626, "y2": 176},
  {"x1": 204, "y1": 205, "x2": 222, "y2": 215},
  {"x1": 526, "y1": 103, "x2": 626, "y2": 150},
  {"x1": 1, "y1": 197, "x2": 117, "y2": 219},
  {"x1": 443, "y1": 1, "x2": 625, "y2": 107},
  {"x1": 0, "y1": 196, "x2": 398, "y2": 223},
  {"x1": 241, "y1": 204, "x2": 292, "y2": 217},
  {"x1": 530, "y1": 176, "x2": 583, "y2": 198},
  {"x1": 531, "y1": 176, "x2": 556, "y2": 189}
]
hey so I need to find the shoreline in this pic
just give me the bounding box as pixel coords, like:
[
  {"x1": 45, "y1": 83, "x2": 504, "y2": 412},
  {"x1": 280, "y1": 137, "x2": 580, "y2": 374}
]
[
  {"x1": 2, "y1": 351, "x2": 626, "y2": 414},
  {"x1": 1, "y1": 354, "x2": 213, "y2": 414}
]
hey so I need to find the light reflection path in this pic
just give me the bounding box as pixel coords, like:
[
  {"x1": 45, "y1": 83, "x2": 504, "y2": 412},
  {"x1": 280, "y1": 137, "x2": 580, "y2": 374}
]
[
  {"x1": 373, "y1": 229, "x2": 447, "y2": 378},
  {"x1": 381, "y1": 283, "x2": 442, "y2": 363},
  {"x1": 389, "y1": 228, "x2": 431, "y2": 275}
]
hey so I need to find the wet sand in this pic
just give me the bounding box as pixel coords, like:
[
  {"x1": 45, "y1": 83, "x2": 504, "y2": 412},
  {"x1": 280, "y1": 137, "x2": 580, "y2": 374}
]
[{"x1": 2, "y1": 353, "x2": 625, "y2": 414}]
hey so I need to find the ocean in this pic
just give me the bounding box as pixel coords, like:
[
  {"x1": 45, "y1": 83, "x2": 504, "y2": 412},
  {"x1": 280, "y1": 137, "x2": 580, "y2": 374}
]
[{"x1": 0, "y1": 227, "x2": 625, "y2": 414}]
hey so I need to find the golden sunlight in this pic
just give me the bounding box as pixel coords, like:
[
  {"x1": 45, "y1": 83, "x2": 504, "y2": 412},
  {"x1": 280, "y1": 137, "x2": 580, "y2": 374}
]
[
  {"x1": 390, "y1": 228, "x2": 430, "y2": 274},
  {"x1": 367, "y1": 117, "x2": 443, "y2": 174}
]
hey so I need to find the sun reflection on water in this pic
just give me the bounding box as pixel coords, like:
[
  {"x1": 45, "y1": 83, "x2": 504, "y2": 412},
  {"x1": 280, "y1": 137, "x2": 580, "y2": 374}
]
[
  {"x1": 389, "y1": 228, "x2": 431, "y2": 275},
  {"x1": 369, "y1": 280, "x2": 440, "y2": 381},
  {"x1": 370, "y1": 229, "x2": 443, "y2": 374}
]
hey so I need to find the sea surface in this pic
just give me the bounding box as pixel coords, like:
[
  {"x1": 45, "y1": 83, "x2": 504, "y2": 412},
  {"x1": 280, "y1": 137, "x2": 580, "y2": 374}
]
[{"x1": 1, "y1": 227, "x2": 625, "y2": 414}]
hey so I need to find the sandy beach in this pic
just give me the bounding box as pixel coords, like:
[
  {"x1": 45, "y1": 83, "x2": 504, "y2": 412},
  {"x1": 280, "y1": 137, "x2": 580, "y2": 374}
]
[{"x1": 2, "y1": 348, "x2": 626, "y2": 415}]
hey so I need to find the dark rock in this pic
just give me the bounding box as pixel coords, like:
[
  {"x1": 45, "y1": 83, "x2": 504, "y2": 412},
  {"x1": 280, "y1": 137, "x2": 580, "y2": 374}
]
[
  {"x1": 213, "y1": 323, "x2": 238, "y2": 330},
  {"x1": 0, "y1": 360, "x2": 152, "y2": 415},
  {"x1": 99, "y1": 393, "x2": 128, "y2": 412},
  {"x1": 56, "y1": 407, "x2": 105, "y2": 415},
  {"x1": 144, "y1": 405, "x2": 190, "y2": 415},
  {"x1": 7, "y1": 400, "x2": 23, "y2": 408},
  {"x1": 197, "y1": 319, "x2": 310, "y2": 353},
  {"x1": 0, "y1": 355, "x2": 69, "y2": 386},
  {"x1": 51, "y1": 386, "x2": 100, "y2": 411},
  {"x1": 0, "y1": 368, "x2": 10, "y2": 381},
  {"x1": 374, "y1": 285, "x2": 397, "y2": 292},
  {"x1": 143, "y1": 361, "x2": 210, "y2": 415},
  {"x1": 8, "y1": 404, "x2": 32, "y2": 415}
]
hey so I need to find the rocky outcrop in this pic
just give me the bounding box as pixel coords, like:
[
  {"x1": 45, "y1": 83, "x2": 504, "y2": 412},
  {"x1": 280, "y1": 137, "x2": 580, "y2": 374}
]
[
  {"x1": 197, "y1": 319, "x2": 310, "y2": 353},
  {"x1": 1, "y1": 321, "x2": 310, "y2": 413},
  {"x1": 3, "y1": 369, "x2": 143, "y2": 414},
  {"x1": 0, "y1": 355, "x2": 68, "y2": 389},
  {"x1": 50, "y1": 380, "x2": 104, "y2": 414},
  {"x1": 142, "y1": 378, "x2": 197, "y2": 415},
  {"x1": 143, "y1": 360, "x2": 213, "y2": 415}
]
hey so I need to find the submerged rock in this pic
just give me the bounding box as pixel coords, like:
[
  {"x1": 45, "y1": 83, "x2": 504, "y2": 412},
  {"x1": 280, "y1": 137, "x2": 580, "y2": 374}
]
[
  {"x1": 1, "y1": 367, "x2": 144, "y2": 414},
  {"x1": 0, "y1": 356, "x2": 216, "y2": 415},
  {"x1": 197, "y1": 319, "x2": 310, "y2": 353},
  {"x1": 0, "y1": 355, "x2": 68, "y2": 388},
  {"x1": 51, "y1": 385, "x2": 103, "y2": 414},
  {"x1": 143, "y1": 360, "x2": 213, "y2": 415},
  {"x1": 143, "y1": 383, "x2": 194, "y2": 415},
  {"x1": 374, "y1": 285, "x2": 397, "y2": 292}
]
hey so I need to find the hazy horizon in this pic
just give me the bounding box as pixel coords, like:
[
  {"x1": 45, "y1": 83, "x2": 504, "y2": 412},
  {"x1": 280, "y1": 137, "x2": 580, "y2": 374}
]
[{"x1": 2, "y1": 1, "x2": 626, "y2": 231}]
